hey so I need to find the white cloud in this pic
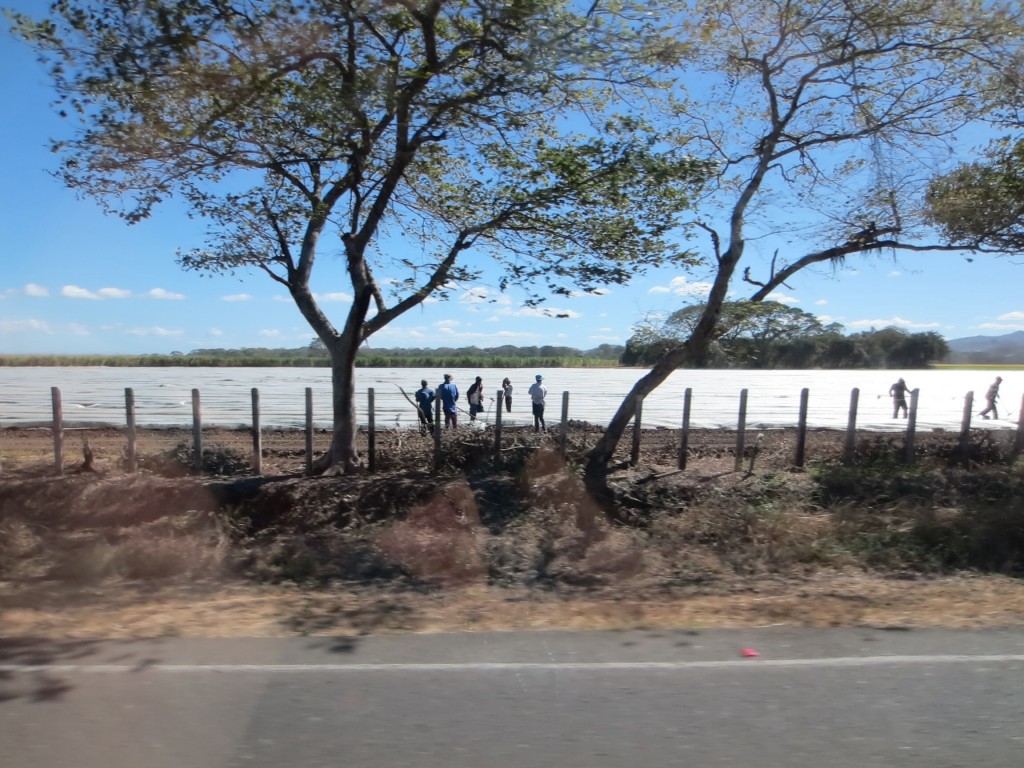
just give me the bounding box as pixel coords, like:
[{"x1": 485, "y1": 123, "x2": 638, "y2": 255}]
[
  {"x1": 889, "y1": 270, "x2": 902, "y2": 278},
  {"x1": 847, "y1": 316, "x2": 940, "y2": 330},
  {"x1": 459, "y1": 287, "x2": 507, "y2": 304},
  {"x1": 146, "y1": 288, "x2": 185, "y2": 300},
  {"x1": 815, "y1": 299, "x2": 828, "y2": 306},
  {"x1": 24, "y1": 283, "x2": 49, "y2": 297},
  {"x1": 314, "y1": 292, "x2": 353, "y2": 303},
  {"x1": 997, "y1": 311, "x2": 1024, "y2": 321},
  {"x1": 588, "y1": 334, "x2": 621, "y2": 343},
  {"x1": 208, "y1": 328, "x2": 223, "y2": 336},
  {"x1": 223, "y1": 293, "x2": 252, "y2": 302},
  {"x1": 0, "y1": 318, "x2": 51, "y2": 333},
  {"x1": 272, "y1": 295, "x2": 292, "y2": 303},
  {"x1": 766, "y1": 291, "x2": 799, "y2": 305},
  {"x1": 650, "y1": 276, "x2": 714, "y2": 298},
  {"x1": 506, "y1": 306, "x2": 582, "y2": 319},
  {"x1": 259, "y1": 329, "x2": 281, "y2": 337},
  {"x1": 126, "y1": 326, "x2": 183, "y2": 337},
  {"x1": 61, "y1": 285, "x2": 100, "y2": 300},
  {"x1": 67, "y1": 323, "x2": 90, "y2": 336},
  {"x1": 97, "y1": 287, "x2": 131, "y2": 299},
  {"x1": 61, "y1": 285, "x2": 131, "y2": 300},
  {"x1": 978, "y1": 321, "x2": 1024, "y2": 331}
]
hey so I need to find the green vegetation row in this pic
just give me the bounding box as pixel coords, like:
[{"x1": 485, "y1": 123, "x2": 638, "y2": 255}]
[{"x1": 0, "y1": 348, "x2": 626, "y2": 369}]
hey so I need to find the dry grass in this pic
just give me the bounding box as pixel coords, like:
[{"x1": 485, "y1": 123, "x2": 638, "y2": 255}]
[
  {"x1": 3, "y1": 425, "x2": 1024, "y2": 639},
  {"x1": 3, "y1": 574, "x2": 1024, "y2": 639}
]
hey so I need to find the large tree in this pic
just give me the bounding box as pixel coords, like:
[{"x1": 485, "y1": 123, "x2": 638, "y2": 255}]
[
  {"x1": 623, "y1": 301, "x2": 835, "y2": 367},
  {"x1": 584, "y1": 0, "x2": 1022, "y2": 497},
  {"x1": 925, "y1": 137, "x2": 1024, "y2": 250},
  {"x1": 13, "y1": 0, "x2": 709, "y2": 472}
]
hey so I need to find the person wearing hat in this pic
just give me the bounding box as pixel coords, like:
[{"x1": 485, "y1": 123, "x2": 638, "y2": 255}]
[
  {"x1": 980, "y1": 376, "x2": 1003, "y2": 420},
  {"x1": 528, "y1": 374, "x2": 548, "y2": 433}
]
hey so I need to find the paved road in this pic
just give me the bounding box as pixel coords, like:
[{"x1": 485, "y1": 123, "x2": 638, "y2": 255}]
[{"x1": 2, "y1": 627, "x2": 1024, "y2": 767}]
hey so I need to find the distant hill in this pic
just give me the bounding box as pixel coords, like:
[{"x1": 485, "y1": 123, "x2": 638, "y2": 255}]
[{"x1": 946, "y1": 331, "x2": 1024, "y2": 364}]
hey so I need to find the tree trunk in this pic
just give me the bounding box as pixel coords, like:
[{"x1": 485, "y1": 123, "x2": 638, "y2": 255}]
[
  {"x1": 316, "y1": 289, "x2": 372, "y2": 474},
  {"x1": 326, "y1": 349, "x2": 361, "y2": 472},
  {"x1": 584, "y1": 348, "x2": 690, "y2": 502}
]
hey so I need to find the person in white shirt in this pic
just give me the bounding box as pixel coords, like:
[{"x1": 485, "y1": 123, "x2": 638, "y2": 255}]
[{"x1": 527, "y1": 374, "x2": 547, "y2": 433}]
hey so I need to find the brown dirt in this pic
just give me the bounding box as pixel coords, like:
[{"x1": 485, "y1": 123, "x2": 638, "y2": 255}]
[{"x1": 2, "y1": 424, "x2": 1024, "y2": 639}]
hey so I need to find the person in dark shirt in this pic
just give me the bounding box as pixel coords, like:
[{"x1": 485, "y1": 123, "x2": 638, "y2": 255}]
[
  {"x1": 979, "y1": 376, "x2": 1002, "y2": 419},
  {"x1": 466, "y1": 376, "x2": 484, "y2": 421},
  {"x1": 501, "y1": 378, "x2": 513, "y2": 413},
  {"x1": 889, "y1": 377, "x2": 909, "y2": 419}
]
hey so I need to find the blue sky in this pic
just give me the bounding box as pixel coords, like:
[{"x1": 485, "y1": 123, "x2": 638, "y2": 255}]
[{"x1": 2, "y1": 2, "x2": 1023, "y2": 356}]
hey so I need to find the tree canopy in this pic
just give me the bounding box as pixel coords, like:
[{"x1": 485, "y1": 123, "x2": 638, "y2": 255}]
[
  {"x1": 14, "y1": 0, "x2": 711, "y2": 470},
  {"x1": 621, "y1": 302, "x2": 947, "y2": 369},
  {"x1": 926, "y1": 137, "x2": 1024, "y2": 252},
  {"x1": 584, "y1": 0, "x2": 1023, "y2": 496}
]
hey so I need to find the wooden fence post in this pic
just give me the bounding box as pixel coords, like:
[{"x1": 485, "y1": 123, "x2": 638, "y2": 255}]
[
  {"x1": 433, "y1": 396, "x2": 442, "y2": 471},
  {"x1": 678, "y1": 387, "x2": 692, "y2": 471},
  {"x1": 843, "y1": 388, "x2": 859, "y2": 464},
  {"x1": 958, "y1": 391, "x2": 974, "y2": 461},
  {"x1": 124, "y1": 387, "x2": 137, "y2": 473},
  {"x1": 191, "y1": 388, "x2": 203, "y2": 475},
  {"x1": 904, "y1": 388, "x2": 920, "y2": 464},
  {"x1": 494, "y1": 390, "x2": 504, "y2": 463},
  {"x1": 367, "y1": 387, "x2": 376, "y2": 473},
  {"x1": 1015, "y1": 393, "x2": 1024, "y2": 457},
  {"x1": 51, "y1": 386, "x2": 63, "y2": 476},
  {"x1": 630, "y1": 396, "x2": 643, "y2": 465},
  {"x1": 559, "y1": 391, "x2": 570, "y2": 454},
  {"x1": 251, "y1": 387, "x2": 262, "y2": 475},
  {"x1": 305, "y1": 387, "x2": 314, "y2": 475},
  {"x1": 734, "y1": 388, "x2": 748, "y2": 472},
  {"x1": 795, "y1": 388, "x2": 809, "y2": 468}
]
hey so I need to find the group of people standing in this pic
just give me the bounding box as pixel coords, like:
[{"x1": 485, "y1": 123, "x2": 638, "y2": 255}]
[
  {"x1": 890, "y1": 375, "x2": 1005, "y2": 420},
  {"x1": 413, "y1": 374, "x2": 549, "y2": 432}
]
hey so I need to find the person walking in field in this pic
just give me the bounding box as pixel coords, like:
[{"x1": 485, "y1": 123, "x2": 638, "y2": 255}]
[
  {"x1": 528, "y1": 374, "x2": 547, "y2": 433},
  {"x1": 414, "y1": 379, "x2": 434, "y2": 430},
  {"x1": 979, "y1": 376, "x2": 1002, "y2": 419},
  {"x1": 889, "y1": 377, "x2": 909, "y2": 419},
  {"x1": 437, "y1": 373, "x2": 459, "y2": 429},
  {"x1": 501, "y1": 377, "x2": 513, "y2": 413}
]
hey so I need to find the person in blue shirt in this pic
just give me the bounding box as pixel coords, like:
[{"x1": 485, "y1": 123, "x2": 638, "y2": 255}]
[
  {"x1": 437, "y1": 373, "x2": 459, "y2": 429},
  {"x1": 414, "y1": 379, "x2": 435, "y2": 430}
]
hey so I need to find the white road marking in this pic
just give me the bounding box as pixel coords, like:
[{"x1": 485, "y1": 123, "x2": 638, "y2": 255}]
[{"x1": 3, "y1": 655, "x2": 1024, "y2": 673}]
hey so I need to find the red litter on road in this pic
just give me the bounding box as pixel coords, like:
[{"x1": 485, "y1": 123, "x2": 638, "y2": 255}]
[{"x1": 740, "y1": 648, "x2": 760, "y2": 657}]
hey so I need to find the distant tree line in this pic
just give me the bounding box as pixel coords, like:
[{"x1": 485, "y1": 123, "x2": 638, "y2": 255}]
[
  {"x1": 0, "y1": 322, "x2": 952, "y2": 368},
  {"x1": 0, "y1": 343, "x2": 627, "y2": 368},
  {"x1": 621, "y1": 302, "x2": 950, "y2": 369}
]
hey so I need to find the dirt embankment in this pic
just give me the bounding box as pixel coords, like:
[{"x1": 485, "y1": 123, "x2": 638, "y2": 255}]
[{"x1": 2, "y1": 424, "x2": 1024, "y2": 639}]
